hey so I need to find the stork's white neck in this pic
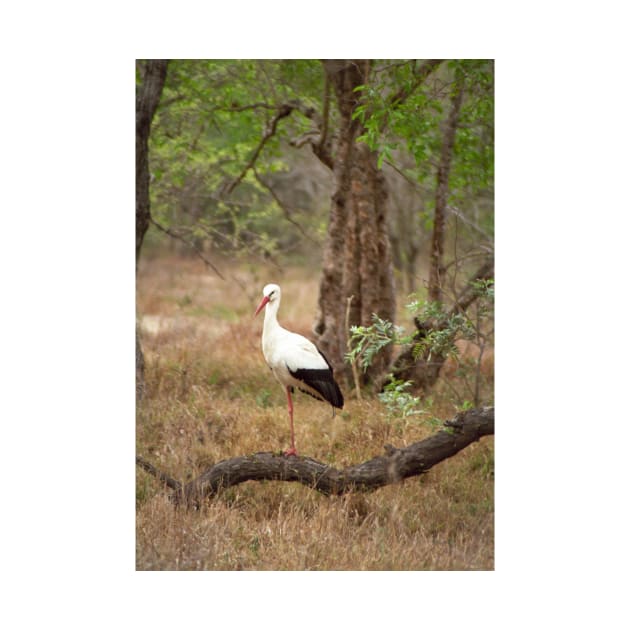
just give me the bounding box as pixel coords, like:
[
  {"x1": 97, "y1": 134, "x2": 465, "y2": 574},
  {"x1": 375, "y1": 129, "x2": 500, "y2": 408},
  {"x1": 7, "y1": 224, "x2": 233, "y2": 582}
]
[{"x1": 262, "y1": 294, "x2": 282, "y2": 336}]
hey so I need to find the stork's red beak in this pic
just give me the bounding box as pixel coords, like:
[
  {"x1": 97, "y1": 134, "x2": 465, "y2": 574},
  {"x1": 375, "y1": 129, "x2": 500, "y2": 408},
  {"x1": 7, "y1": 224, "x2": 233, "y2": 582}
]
[{"x1": 254, "y1": 295, "x2": 270, "y2": 317}]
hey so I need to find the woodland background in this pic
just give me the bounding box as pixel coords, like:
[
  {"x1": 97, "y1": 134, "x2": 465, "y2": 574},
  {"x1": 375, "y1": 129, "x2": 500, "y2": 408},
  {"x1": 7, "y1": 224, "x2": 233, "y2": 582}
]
[{"x1": 136, "y1": 59, "x2": 495, "y2": 570}]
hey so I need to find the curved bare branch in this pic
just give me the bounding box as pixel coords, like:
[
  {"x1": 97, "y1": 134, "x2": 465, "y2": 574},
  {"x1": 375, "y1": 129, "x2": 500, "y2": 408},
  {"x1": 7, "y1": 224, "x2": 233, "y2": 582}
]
[
  {"x1": 137, "y1": 407, "x2": 494, "y2": 508},
  {"x1": 252, "y1": 168, "x2": 321, "y2": 245},
  {"x1": 149, "y1": 217, "x2": 225, "y2": 280},
  {"x1": 388, "y1": 59, "x2": 444, "y2": 108},
  {"x1": 223, "y1": 104, "x2": 294, "y2": 195}
]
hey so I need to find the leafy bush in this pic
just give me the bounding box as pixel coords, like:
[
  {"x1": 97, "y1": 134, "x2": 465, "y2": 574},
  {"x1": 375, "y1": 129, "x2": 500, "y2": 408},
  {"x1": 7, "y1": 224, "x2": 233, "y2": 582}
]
[{"x1": 346, "y1": 278, "x2": 494, "y2": 419}]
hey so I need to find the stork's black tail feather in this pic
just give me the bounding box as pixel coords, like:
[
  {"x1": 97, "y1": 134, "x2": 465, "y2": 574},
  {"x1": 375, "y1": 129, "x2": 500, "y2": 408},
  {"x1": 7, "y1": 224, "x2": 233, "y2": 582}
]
[{"x1": 289, "y1": 367, "x2": 344, "y2": 408}]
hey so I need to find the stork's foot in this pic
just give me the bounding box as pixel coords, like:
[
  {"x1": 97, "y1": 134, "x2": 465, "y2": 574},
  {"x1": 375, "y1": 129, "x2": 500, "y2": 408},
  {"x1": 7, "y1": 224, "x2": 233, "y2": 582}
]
[{"x1": 283, "y1": 447, "x2": 298, "y2": 457}]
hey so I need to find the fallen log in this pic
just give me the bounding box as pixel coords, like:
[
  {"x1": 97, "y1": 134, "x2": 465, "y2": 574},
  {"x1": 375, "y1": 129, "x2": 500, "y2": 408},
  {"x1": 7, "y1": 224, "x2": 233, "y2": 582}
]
[{"x1": 136, "y1": 406, "x2": 494, "y2": 508}]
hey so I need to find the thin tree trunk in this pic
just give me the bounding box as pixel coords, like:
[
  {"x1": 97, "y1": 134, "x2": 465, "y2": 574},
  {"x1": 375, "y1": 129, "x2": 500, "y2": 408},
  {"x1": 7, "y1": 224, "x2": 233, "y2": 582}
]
[
  {"x1": 427, "y1": 79, "x2": 464, "y2": 303},
  {"x1": 136, "y1": 59, "x2": 168, "y2": 398},
  {"x1": 136, "y1": 59, "x2": 168, "y2": 266},
  {"x1": 385, "y1": 77, "x2": 467, "y2": 393}
]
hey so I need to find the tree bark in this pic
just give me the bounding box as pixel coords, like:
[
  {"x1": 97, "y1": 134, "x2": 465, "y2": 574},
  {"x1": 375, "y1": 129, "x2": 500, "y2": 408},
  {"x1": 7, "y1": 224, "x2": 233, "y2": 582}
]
[
  {"x1": 314, "y1": 60, "x2": 396, "y2": 382},
  {"x1": 136, "y1": 59, "x2": 168, "y2": 398},
  {"x1": 427, "y1": 79, "x2": 465, "y2": 303},
  {"x1": 136, "y1": 406, "x2": 494, "y2": 508},
  {"x1": 136, "y1": 59, "x2": 168, "y2": 266},
  {"x1": 135, "y1": 324, "x2": 145, "y2": 400}
]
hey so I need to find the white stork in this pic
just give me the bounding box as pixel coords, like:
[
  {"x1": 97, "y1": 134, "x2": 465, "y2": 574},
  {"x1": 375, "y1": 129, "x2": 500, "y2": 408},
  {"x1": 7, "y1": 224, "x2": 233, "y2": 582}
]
[{"x1": 254, "y1": 283, "x2": 344, "y2": 456}]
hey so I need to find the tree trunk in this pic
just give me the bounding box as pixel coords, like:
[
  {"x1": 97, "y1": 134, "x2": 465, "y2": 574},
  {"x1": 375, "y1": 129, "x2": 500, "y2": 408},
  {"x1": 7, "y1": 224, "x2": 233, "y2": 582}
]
[
  {"x1": 136, "y1": 59, "x2": 168, "y2": 266},
  {"x1": 136, "y1": 59, "x2": 168, "y2": 398},
  {"x1": 314, "y1": 60, "x2": 396, "y2": 383},
  {"x1": 427, "y1": 79, "x2": 464, "y2": 303},
  {"x1": 381, "y1": 78, "x2": 467, "y2": 394}
]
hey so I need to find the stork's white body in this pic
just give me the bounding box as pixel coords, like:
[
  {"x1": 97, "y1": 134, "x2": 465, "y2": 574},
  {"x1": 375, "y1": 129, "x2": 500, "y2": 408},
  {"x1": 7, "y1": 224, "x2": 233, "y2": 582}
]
[
  {"x1": 261, "y1": 314, "x2": 330, "y2": 401},
  {"x1": 254, "y1": 283, "x2": 343, "y2": 456}
]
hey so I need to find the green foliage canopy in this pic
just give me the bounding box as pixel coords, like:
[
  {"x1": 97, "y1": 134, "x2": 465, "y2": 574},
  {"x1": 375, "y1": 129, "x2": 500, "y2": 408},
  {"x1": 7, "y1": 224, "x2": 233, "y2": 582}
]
[
  {"x1": 147, "y1": 60, "x2": 327, "y2": 260},
  {"x1": 144, "y1": 60, "x2": 493, "y2": 268},
  {"x1": 354, "y1": 59, "x2": 494, "y2": 244}
]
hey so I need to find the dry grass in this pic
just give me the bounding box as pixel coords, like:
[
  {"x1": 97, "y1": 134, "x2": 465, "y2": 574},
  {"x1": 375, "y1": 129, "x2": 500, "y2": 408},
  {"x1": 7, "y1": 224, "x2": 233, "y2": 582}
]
[{"x1": 136, "y1": 255, "x2": 494, "y2": 570}]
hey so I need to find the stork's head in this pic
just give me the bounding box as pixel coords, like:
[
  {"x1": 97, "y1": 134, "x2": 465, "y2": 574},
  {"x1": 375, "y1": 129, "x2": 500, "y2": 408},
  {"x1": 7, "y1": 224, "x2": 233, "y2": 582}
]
[{"x1": 254, "y1": 283, "x2": 281, "y2": 317}]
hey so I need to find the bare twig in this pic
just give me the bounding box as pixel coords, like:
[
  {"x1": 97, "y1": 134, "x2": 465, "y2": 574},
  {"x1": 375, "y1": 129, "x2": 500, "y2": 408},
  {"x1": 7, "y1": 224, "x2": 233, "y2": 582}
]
[
  {"x1": 257, "y1": 61, "x2": 279, "y2": 102},
  {"x1": 442, "y1": 251, "x2": 490, "y2": 274},
  {"x1": 252, "y1": 168, "x2": 320, "y2": 245},
  {"x1": 383, "y1": 159, "x2": 426, "y2": 192},
  {"x1": 373, "y1": 60, "x2": 415, "y2": 74},
  {"x1": 318, "y1": 71, "x2": 331, "y2": 152},
  {"x1": 388, "y1": 59, "x2": 444, "y2": 109},
  {"x1": 136, "y1": 455, "x2": 181, "y2": 492},
  {"x1": 448, "y1": 204, "x2": 493, "y2": 241},
  {"x1": 345, "y1": 295, "x2": 362, "y2": 400},
  {"x1": 449, "y1": 259, "x2": 494, "y2": 316},
  {"x1": 149, "y1": 217, "x2": 225, "y2": 280},
  {"x1": 474, "y1": 312, "x2": 486, "y2": 407},
  {"x1": 220, "y1": 102, "x2": 278, "y2": 113},
  {"x1": 179, "y1": 218, "x2": 283, "y2": 274},
  {"x1": 223, "y1": 104, "x2": 293, "y2": 195},
  {"x1": 157, "y1": 94, "x2": 187, "y2": 109}
]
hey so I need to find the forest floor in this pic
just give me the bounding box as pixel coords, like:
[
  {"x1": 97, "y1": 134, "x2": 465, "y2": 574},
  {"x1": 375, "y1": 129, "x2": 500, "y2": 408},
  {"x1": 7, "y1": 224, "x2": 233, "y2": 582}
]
[{"x1": 136, "y1": 254, "x2": 494, "y2": 570}]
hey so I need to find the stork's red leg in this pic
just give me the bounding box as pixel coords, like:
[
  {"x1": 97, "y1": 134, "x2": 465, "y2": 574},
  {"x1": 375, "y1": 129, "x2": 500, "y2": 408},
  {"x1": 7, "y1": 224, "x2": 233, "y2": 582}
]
[{"x1": 284, "y1": 386, "x2": 297, "y2": 456}]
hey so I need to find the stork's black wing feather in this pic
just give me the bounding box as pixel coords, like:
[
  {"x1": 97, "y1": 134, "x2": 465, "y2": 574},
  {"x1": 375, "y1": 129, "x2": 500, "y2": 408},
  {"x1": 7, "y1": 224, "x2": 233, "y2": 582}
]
[
  {"x1": 316, "y1": 348, "x2": 335, "y2": 371},
  {"x1": 288, "y1": 367, "x2": 344, "y2": 409}
]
